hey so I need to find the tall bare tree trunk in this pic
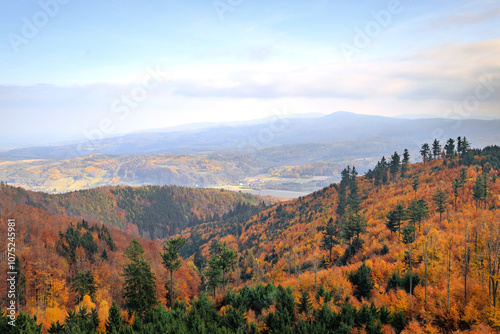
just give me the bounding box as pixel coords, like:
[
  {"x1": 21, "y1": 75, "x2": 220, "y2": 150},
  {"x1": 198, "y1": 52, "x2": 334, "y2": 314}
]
[
  {"x1": 424, "y1": 238, "x2": 428, "y2": 306},
  {"x1": 409, "y1": 241, "x2": 413, "y2": 319},
  {"x1": 464, "y1": 236, "x2": 468, "y2": 306},
  {"x1": 447, "y1": 246, "x2": 451, "y2": 312}
]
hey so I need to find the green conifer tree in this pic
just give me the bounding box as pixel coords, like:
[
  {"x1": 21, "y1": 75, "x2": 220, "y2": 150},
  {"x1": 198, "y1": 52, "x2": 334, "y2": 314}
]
[
  {"x1": 161, "y1": 235, "x2": 186, "y2": 307},
  {"x1": 105, "y1": 301, "x2": 123, "y2": 334},
  {"x1": 122, "y1": 239, "x2": 158, "y2": 318},
  {"x1": 420, "y1": 143, "x2": 430, "y2": 165},
  {"x1": 432, "y1": 189, "x2": 448, "y2": 222}
]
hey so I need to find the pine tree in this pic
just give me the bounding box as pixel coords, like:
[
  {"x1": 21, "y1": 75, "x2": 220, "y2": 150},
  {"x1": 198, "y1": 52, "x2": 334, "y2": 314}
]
[
  {"x1": 452, "y1": 177, "x2": 460, "y2": 211},
  {"x1": 217, "y1": 243, "x2": 237, "y2": 291},
  {"x1": 459, "y1": 167, "x2": 467, "y2": 195},
  {"x1": 389, "y1": 151, "x2": 401, "y2": 181},
  {"x1": 122, "y1": 239, "x2": 158, "y2": 318},
  {"x1": 408, "y1": 199, "x2": 429, "y2": 231},
  {"x1": 459, "y1": 137, "x2": 470, "y2": 155},
  {"x1": 13, "y1": 256, "x2": 26, "y2": 307},
  {"x1": 161, "y1": 235, "x2": 186, "y2": 308},
  {"x1": 472, "y1": 173, "x2": 488, "y2": 210},
  {"x1": 402, "y1": 222, "x2": 417, "y2": 318},
  {"x1": 336, "y1": 167, "x2": 351, "y2": 216},
  {"x1": 401, "y1": 149, "x2": 410, "y2": 177},
  {"x1": 386, "y1": 204, "x2": 406, "y2": 236},
  {"x1": 205, "y1": 253, "x2": 222, "y2": 298},
  {"x1": 72, "y1": 270, "x2": 98, "y2": 303},
  {"x1": 348, "y1": 262, "x2": 374, "y2": 300},
  {"x1": 401, "y1": 223, "x2": 416, "y2": 245},
  {"x1": 347, "y1": 168, "x2": 361, "y2": 213},
  {"x1": 444, "y1": 138, "x2": 455, "y2": 159},
  {"x1": 342, "y1": 210, "x2": 367, "y2": 260},
  {"x1": 432, "y1": 139, "x2": 442, "y2": 159},
  {"x1": 101, "y1": 249, "x2": 108, "y2": 260},
  {"x1": 420, "y1": 143, "x2": 430, "y2": 165},
  {"x1": 412, "y1": 175, "x2": 419, "y2": 200},
  {"x1": 458, "y1": 137, "x2": 471, "y2": 164},
  {"x1": 193, "y1": 247, "x2": 207, "y2": 271},
  {"x1": 432, "y1": 189, "x2": 448, "y2": 222},
  {"x1": 105, "y1": 301, "x2": 123, "y2": 334},
  {"x1": 320, "y1": 217, "x2": 341, "y2": 263}
]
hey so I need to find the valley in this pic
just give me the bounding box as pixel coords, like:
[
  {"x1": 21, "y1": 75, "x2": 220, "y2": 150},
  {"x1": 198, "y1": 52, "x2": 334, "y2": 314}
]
[{"x1": 2, "y1": 112, "x2": 500, "y2": 197}]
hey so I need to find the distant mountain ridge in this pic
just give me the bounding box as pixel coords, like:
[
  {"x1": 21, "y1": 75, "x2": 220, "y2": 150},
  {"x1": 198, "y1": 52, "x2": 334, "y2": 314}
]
[{"x1": 2, "y1": 112, "x2": 500, "y2": 160}]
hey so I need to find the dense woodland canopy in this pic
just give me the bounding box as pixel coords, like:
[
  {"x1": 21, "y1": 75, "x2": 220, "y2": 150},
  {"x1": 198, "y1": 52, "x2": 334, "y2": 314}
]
[{"x1": 1, "y1": 139, "x2": 500, "y2": 333}]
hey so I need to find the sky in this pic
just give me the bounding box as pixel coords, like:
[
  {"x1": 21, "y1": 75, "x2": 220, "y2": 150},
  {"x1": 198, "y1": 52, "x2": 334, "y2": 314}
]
[{"x1": 0, "y1": 0, "x2": 499, "y2": 149}]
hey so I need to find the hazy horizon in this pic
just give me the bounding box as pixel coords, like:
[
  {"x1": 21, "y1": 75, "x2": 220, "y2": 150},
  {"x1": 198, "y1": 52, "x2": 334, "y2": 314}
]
[
  {"x1": 1, "y1": 0, "x2": 500, "y2": 149},
  {"x1": 2, "y1": 110, "x2": 500, "y2": 151}
]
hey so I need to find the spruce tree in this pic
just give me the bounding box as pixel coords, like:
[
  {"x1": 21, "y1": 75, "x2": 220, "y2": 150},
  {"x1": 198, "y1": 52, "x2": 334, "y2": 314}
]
[
  {"x1": 122, "y1": 239, "x2": 158, "y2": 318},
  {"x1": 105, "y1": 301, "x2": 123, "y2": 334},
  {"x1": 460, "y1": 137, "x2": 470, "y2": 155},
  {"x1": 389, "y1": 151, "x2": 401, "y2": 181},
  {"x1": 459, "y1": 168, "x2": 467, "y2": 195},
  {"x1": 193, "y1": 247, "x2": 207, "y2": 271},
  {"x1": 347, "y1": 168, "x2": 361, "y2": 213},
  {"x1": 386, "y1": 204, "x2": 406, "y2": 236},
  {"x1": 432, "y1": 139, "x2": 442, "y2": 159},
  {"x1": 458, "y1": 137, "x2": 471, "y2": 164},
  {"x1": 444, "y1": 138, "x2": 455, "y2": 159},
  {"x1": 401, "y1": 223, "x2": 416, "y2": 245},
  {"x1": 298, "y1": 290, "x2": 312, "y2": 315},
  {"x1": 48, "y1": 321, "x2": 64, "y2": 333},
  {"x1": 401, "y1": 149, "x2": 410, "y2": 177},
  {"x1": 472, "y1": 173, "x2": 488, "y2": 210},
  {"x1": 348, "y1": 262, "x2": 374, "y2": 300},
  {"x1": 72, "y1": 270, "x2": 98, "y2": 303},
  {"x1": 336, "y1": 167, "x2": 351, "y2": 216},
  {"x1": 90, "y1": 307, "x2": 99, "y2": 330}
]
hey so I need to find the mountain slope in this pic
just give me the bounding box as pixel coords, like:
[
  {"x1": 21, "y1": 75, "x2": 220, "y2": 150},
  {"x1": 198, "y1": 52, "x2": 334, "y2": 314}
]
[{"x1": 180, "y1": 145, "x2": 500, "y2": 332}]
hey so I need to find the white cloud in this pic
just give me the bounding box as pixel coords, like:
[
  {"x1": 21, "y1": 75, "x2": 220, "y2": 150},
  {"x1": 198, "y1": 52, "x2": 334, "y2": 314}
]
[{"x1": 1, "y1": 38, "x2": 499, "y2": 147}]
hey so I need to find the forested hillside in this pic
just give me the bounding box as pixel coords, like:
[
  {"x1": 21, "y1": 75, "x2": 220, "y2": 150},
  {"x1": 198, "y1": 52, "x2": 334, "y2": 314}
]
[
  {"x1": 1, "y1": 139, "x2": 500, "y2": 333},
  {"x1": 0, "y1": 184, "x2": 266, "y2": 239}
]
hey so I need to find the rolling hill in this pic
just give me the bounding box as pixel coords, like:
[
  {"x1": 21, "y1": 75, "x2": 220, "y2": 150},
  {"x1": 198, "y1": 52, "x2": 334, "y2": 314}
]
[{"x1": 2, "y1": 112, "x2": 499, "y2": 197}]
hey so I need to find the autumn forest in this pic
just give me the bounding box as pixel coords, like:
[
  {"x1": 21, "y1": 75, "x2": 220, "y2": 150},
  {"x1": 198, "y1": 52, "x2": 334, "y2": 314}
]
[{"x1": 1, "y1": 138, "x2": 500, "y2": 333}]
